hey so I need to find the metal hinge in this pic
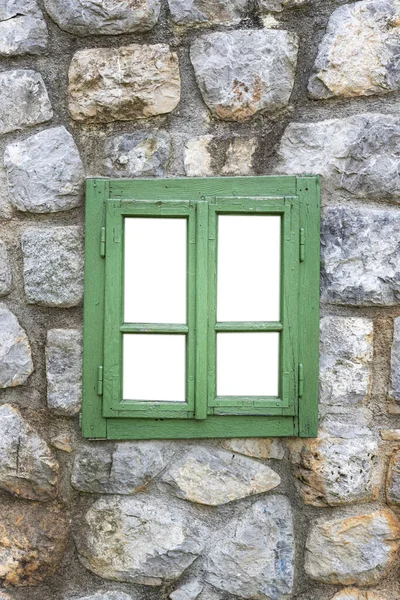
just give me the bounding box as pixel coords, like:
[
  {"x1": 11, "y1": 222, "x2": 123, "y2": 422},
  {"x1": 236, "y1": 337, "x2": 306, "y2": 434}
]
[
  {"x1": 299, "y1": 228, "x2": 305, "y2": 262},
  {"x1": 298, "y1": 363, "x2": 304, "y2": 397},
  {"x1": 100, "y1": 227, "x2": 106, "y2": 258},
  {"x1": 97, "y1": 366, "x2": 104, "y2": 396}
]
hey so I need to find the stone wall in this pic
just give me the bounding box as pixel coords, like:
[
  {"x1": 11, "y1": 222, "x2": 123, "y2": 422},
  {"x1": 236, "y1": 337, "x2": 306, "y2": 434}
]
[{"x1": 0, "y1": 1, "x2": 400, "y2": 600}]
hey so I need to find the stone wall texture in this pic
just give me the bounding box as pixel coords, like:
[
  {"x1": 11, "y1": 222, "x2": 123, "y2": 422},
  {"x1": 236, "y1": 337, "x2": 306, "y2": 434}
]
[{"x1": 0, "y1": 1, "x2": 399, "y2": 600}]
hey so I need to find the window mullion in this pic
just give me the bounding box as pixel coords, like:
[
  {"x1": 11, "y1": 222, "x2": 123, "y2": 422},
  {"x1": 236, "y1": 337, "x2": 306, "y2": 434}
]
[{"x1": 194, "y1": 199, "x2": 209, "y2": 420}]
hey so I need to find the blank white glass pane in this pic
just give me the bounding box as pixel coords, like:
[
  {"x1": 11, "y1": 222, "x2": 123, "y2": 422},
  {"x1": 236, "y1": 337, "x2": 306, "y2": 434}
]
[
  {"x1": 217, "y1": 216, "x2": 281, "y2": 322},
  {"x1": 217, "y1": 333, "x2": 279, "y2": 396},
  {"x1": 124, "y1": 218, "x2": 187, "y2": 324},
  {"x1": 123, "y1": 334, "x2": 186, "y2": 401}
]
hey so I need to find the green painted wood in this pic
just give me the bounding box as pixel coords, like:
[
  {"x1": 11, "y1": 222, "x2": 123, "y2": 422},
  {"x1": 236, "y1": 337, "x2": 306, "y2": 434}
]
[
  {"x1": 82, "y1": 176, "x2": 320, "y2": 439},
  {"x1": 106, "y1": 415, "x2": 297, "y2": 439},
  {"x1": 109, "y1": 176, "x2": 297, "y2": 201},
  {"x1": 82, "y1": 179, "x2": 108, "y2": 438},
  {"x1": 195, "y1": 199, "x2": 209, "y2": 420},
  {"x1": 297, "y1": 176, "x2": 320, "y2": 437}
]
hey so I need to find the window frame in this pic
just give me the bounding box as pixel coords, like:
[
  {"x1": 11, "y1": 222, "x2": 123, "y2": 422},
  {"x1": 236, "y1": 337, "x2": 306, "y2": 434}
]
[{"x1": 82, "y1": 176, "x2": 320, "y2": 440}]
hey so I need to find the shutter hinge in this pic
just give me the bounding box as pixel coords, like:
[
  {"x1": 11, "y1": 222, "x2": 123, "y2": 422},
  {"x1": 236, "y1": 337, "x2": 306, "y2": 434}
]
[
  {"x1": 100, "y1": 227, "x2": 106, "y2": 258},
  {"x1": 299, "y1": 228, "x2": 305, "y2": 262},
  {"x1": 97, "y1": 366, "x2": 104, "y2": 396},
  {"x1": 298, "y1": 363, "x2": 304, "y2": 397}
]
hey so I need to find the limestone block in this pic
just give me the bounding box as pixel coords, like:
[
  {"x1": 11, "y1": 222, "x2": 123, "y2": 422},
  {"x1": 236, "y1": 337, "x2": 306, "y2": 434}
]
[
  {"x1": 44, "y1": 0, "x2": 160, "y2": 35},
  {"x1": 65, "y1": 594, "x2": 135, "y2": 600},
  {"x1": 0, "y1": 0, "x2": 48, "y2": 56},
  {"x1": 0, "y1": 70, "x2": 53, "y2": 135},
  {"x1": 170, "y1": 581, "x2": 203, "y2": 600},
  {"x1": 104, "y1": 131, "x2": 171, "y2": 177},
  {"x1": 204, "y1": 496, "x2": 294, "y2": 599},
  {"x1": 0, "y1": 501, "x2": 68, "y2": 586},
  {"x1": 258, "y1": 0, "x2": 309, "y2": 12},
  {"x1": 5, "y1": 127, "x2": 84, "y2": 214},
  {"x1": 277, "y1": 113, "x2": 400, "y2": 200},
  {"x1": 381, "y1": 429, "x2": 400, "y2": 440},
  {"x1": 305, "y1": 510, "x2": 400, "y2": 585},
  {"x1": 184, "y1": 135, "x2": 257, "y2": 176},
  {"x1": 386, "y1": 449, "x2": 400, "y2": 505},
  {"x1": 51, "y1": 432, "x2": 74, "y2": 453},
  {"x1": 75, "y1": 495, "x2": 205, "y2": 585},
  {"x1": 162, "y1": 446, "x2": 280, "y2": 505},
  {"x1": 0, "y1": 404, "x2": 58, "y2": 501},
  {"x1": 319, "y1": 405, "x2": 374, "y2": 439},
  {"x1": 22, "y1": 227, "x2": 84, "y2": 307},
  {"x1": 0, "y1": 241, "x2": 12, "y2": 297},
  {"x1": 168, "y1": 0, "x2": 247, "y2": 25},
  {"x1": 289, "y1": 434, "x2": 380, "y2": 506},
  {"x1": 309, "y1": 0, "x2": 400, "y2": 99},
  {"x1": 320, "y1": 317, "x2": 373, "y2": 406},
  {"x1": 46, "y1": 329, "x2": 82, "y2": 416},
  {"x1": 72, "y1": 441, "x2": 174, "y2": 494},
  {"x1": 321, "y1": 207, "x2": 400, "y2": 306},
  {"x1": 190, "y1": 30, "x2": 298, "y2": 121},
  {"x1": 221, "y1": 437, "x2": 285, "y2": 460},
  {"x1": 68, "y1": 44, "x2": 181, "y2": 124},
  {"x1": 331, "y1": 590, "x2": 388, "y2": 600},
  {"x1": 390, "y1": 317, "x2": 400, "y2": 403},
  {"x1": 0, "y1": 304, "x2": 33, "y2": 388}
]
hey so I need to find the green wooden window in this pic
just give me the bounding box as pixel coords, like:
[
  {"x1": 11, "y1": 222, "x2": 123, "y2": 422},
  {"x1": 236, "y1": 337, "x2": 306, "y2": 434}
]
[{"x1": 83, "y1": 176, "x2": 320, "y2": 440}]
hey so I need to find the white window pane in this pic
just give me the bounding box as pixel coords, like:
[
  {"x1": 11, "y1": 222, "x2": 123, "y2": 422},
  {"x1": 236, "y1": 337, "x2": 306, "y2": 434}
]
[
  {"x1": 217, "y1": 216, "x2": 281, "y2": 322},
  {"x1": 217, "y1": 333, "x2": 279, "y2": 396},
  {"x1": 124, "y1": 218, "x2": 187, "y2": 324},
  {"x1": 123, "y1": 334, "x2": 186, "y2": 402}
]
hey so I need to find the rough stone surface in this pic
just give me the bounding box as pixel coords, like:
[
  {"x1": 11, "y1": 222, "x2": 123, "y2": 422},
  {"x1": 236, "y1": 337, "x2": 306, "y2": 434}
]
[
  {"x1": 104, "y1": 131, "x2": 171, "y2": 178},
  {"x1": 170, "y1": 581, "x2": 203, "y2": 600},
  {"x1": 0, "y1": 0, "x2": 48, "y2": 56},
  {"x1": 72, "y1": 441, "x2": 175, "y2": 494},
  {"x1": 190, "y1": 30, "x2": 298, "y2": 121},
  {"x1": 68, "y1": 44, "x2": 181, "y2": 124},
  {"x1": 5, "y1": 127, "x2": 84, "y2": 214},
  {"x1": 0, "y1": 404, "x2": 58, "y2": 501},
  {"x1": 331, "y1": 591, "x2": 388, "y2": 600},
  {"x1": 162, "y1": 446, "x2": 281, "y2": 505},
  {"x1": 168, "y1": 0, "x2": 247, "y2": 25},
  {"x1": 319, "y1": 405, "x2": 374, "y2": 440},
  {"x1": 184, "y1": 135, "x2": 257, "y2": 176},
  {"x1": 66, "y1": 594, "x2": 135, "y2": 600},
  {"x1": 0, "y1": 241, "x2": 12, "y2": 297},
  {"x1": 221, "y1": 438, "x2": 285, "y2": 460},
  {"x1": 258, "y1": 0, "x2": 309, "y2": 12},
  {"x1": 289, "y1": 433, "x2": 380, "y2": 506},
  {"x1": 204, "y1": 496, "x2": 294, "y2": 599},
  {"x1": 0, "y1": 304, "x2": 33, "y2": 388},
  {"x1": 0, "y1": 501, "x2": 69, "y2": 586},
  {"x1": 390, "y1": 317, "x2": 400, "y2": 403},
  {"x1": 386, "y1": 449, "x2": 400, "y2": 505},
  {"x1": 0, "y1": 70, "x2": 53, "y2": 135},
  {"x1": 44, "y1": 0, "x2": 160, "y2": 35},
  {"x1": 320, "y1": 317, "x2": 373, "y2": 406},
  {"x1": 75, "y1": 495, "x2": 205, "y2": 585},
  {"x1": 50, "y1": 432, "x2": 73, "y2": 453},
  {"x1": 22, "y1": 227, "x2": 84, "y2": 307},
  {"x1": 46, "y1": 329, "x2": 82, "y2": 416},
  {"x1": 309, "y1": 0, "x2": 400, "y2": 99},
  {"x1": 321, "y1": 206, "x2": 400, "y2": 306},
  {"x1": 277, "y1": 113, "x2": 400, "y2": 200},
  {"x1": 305, "y1": 510, "x2": 400, "y2": 585},
  {"x1": 381, "y1": 429, "x2": 400, "y2": 440}
]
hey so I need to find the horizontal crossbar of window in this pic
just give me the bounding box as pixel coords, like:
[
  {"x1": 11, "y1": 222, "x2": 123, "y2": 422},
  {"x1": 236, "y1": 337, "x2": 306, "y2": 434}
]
[
  {"x1": 120, "y1": 323, "x2": 189, "y2": 333},
  {"x1": 214, "y1": 322, "x2": 283, "y2": 332}
]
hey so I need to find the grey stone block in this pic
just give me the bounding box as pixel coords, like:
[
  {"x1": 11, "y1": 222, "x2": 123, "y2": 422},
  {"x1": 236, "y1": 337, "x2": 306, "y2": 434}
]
[
  {"x1": 0, "y1": 304, "x2": 33, "y2": 388},
  {"x1": 387, "y1": 449, "x2": 400, "y2": 506},
  {"x1": 44, "y1": 0, "x2": 160, "y2": 35},
  {"x1": 0, "y1": 240, "x2": 12, "y2": 297},
  {"x1": 5, "y1": 126, "x2": 85, "y2": 214},
  {"x1": 104, "y1": 131, "x2": 171, "y2": 178},
  {"x1": 46, "y1": 329, "x2": 82, "y2": 416},
  {"x1": 0, "y1": 70, "x2": 53, "y2": 135},
  {"x1": 390, "y1": 317, "x2": 400, "y2": 403},
  {"x1": 190, "y1": 30, "x2": 298, "y2": 121},
  {"x1": 321, "y1": 207, "x2": 400, "y2": 306},
  {"x1": 22, "y1": 227, "x2": 84, "y2": 307},
  {"x1": 168, "y1": 0, "x2": 247, "y2": 25},
  {"x1": 0, "y1": 0, "x2": 48, "y2": 56},
  {"x1": 204, "y1": 496, "x2": 294, "y2": 599}
]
